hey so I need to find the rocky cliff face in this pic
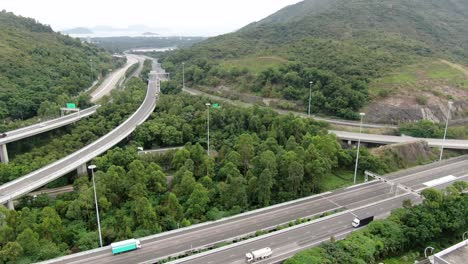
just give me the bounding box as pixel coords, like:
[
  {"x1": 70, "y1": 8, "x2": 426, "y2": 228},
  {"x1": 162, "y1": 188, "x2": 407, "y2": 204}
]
[
  {"x1": 366, "y1": 98, "x2": 468, "y2": 125},
  {"x1": 371, "y1": 140, "x2": 437, "y2": 169}
]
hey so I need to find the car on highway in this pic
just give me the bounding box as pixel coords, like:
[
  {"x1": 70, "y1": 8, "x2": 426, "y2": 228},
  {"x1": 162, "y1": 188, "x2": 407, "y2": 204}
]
[{"x1": 0, "y1": 133, "x2": 7, "y2": 138}]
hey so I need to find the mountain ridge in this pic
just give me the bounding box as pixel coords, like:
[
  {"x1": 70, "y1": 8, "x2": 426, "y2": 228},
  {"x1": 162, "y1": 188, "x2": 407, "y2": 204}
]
[{"x1": 161, "y1": 0, "x2": 468, "y2": 120}]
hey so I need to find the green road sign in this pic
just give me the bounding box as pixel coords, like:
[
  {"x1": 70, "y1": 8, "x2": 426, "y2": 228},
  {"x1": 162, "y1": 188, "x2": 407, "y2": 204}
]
[
  {"x1": 212, "y1": 103, "x2": 220, "y2": 108},
  {"x1": 66, "y1": 103, "x2": 76, "y2": 109}
]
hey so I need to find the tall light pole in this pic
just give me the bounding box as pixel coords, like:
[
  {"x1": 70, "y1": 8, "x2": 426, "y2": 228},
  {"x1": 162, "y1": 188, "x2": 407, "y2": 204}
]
[
  {"x1": 424, "y1": 246, "x2": 435, "y2": 258},
  {"x1": 308, "y1": 81, "x2": 313, "y2": 116},
  {"x1": 182, "y1": 62, "x2": 185, "y2": 90},
  {"x1": 205, "y1": 103, "x2": 211, "y2": 155},
  {"x1": 88, "y1": 164, "x2": 103, "y2": 248},
  {"x1": 353, "y1": 113, "x2": 366, "y2": 185},
  {"x1": 439, "y1": 101, "x2": 453, "y2": 161}
]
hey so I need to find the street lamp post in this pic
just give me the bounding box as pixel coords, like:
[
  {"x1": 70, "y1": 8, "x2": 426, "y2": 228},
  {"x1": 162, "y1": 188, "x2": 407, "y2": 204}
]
[
  {"x1": 182, "y1": 62, "x2": 185, "y2": 90},
  {"x1": 353, "y1": 113, "x2": 366, "y2": 185},
  {"x1": 206, "y1": 103, "x2": 211, "y2": 155},
  {"x1": 439, "y1": 101, "x2": 453, "y2": 161},
  {"x1": 88, "y1": 165, "x2": 103, "y2": 247},
  {"x1": 308, "y1": 81, "x2": 313, "y2": 116},
  {"x1": 424, "y1": 246, "x2": 435, "y2": 258}
]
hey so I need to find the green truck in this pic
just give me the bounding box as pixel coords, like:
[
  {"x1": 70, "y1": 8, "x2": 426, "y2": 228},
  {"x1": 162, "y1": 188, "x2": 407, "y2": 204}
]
[{"x1": 111, "y1": 239, "x2": 142, "y2": 255}]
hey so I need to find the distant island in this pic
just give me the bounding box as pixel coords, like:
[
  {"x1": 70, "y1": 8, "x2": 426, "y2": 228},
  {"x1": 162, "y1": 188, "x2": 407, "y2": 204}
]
[
  {"x1": 142, "y1": 32, "x2": 159, "y2": 36},
  {"x1": 62, "y1": 27, "x2": 93, "y2": 34}
]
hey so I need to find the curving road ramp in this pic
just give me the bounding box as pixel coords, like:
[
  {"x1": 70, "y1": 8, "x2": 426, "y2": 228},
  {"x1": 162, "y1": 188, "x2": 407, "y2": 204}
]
[{"x1": 0, "y1": 67, "x2": 161, "y2": 208}]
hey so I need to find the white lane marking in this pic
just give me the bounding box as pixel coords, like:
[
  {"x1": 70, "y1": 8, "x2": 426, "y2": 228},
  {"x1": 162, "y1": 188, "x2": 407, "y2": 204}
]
[{"x1": 423, "y1": 175, "x2": 457, "y2": 187}]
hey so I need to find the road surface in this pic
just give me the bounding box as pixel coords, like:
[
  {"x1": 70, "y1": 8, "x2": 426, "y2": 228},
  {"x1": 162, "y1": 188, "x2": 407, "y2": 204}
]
[
  {"x1": 171, "y1": 176, "x2": 468, "y2": 264},
  {"x1": 0, "y1": 106, "x2": 99, "y2": 146},
  {"x1": 0, "y1": 64, "x2": 161, "y2": 206},
  {"x1": 39, "y1": 155, "x2": 468, "y2": 264},
  {"x1": 330, "y1": 130, "x2": 468, "y2": 150},
  {"x1": 90, "y1": 54, "x2": 144, "y2": 102}
]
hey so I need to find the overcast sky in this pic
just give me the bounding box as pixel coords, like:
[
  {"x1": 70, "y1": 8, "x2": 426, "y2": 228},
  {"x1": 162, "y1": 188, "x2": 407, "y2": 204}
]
[{"x1": 1, "y1": 0, "x2": 303, "y2": 36}]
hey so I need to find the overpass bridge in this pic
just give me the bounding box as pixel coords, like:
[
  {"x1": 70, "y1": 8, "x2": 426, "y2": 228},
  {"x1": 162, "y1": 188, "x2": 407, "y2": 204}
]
[
  {"x1": 0, "y1": 66, "x2": 162, "y2": 209},
  {"x1": 330, "y1": 130, "x2": 468, "y2": 150},
  {"x1": 0, "y1": 105, "x2": 100, "y2": 164}
]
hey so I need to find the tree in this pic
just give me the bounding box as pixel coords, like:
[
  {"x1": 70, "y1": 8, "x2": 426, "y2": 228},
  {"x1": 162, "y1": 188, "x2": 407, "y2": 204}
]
[
  {"x1": 235, "y1": 134, "x2": 255, "y2": 174},
  {"x1": 134, "y1": 197, "x2": 160, "y2": 232},
  {"x1": 257, "y1": 169, "x2": 274, "y2": 206},
  {"x1": 218, "y1": 162, "x2": 242, "y2": 182},
  {"x1": 185, "y1": 183, "x2": 210, "y2": 219},
  {"x1": 173, "y1": 171, "x2": 196, "y2": 202},
  {"x1": 146, "y1": 163, "x2": 167, "y2": 194},
  {"x1": 288, "y1": 161, "x2": 304, "y2": 195},
  {"x1": 16, "y1": 228, "x2": 40, "y2": 257},
  {"x1": 164, "y1": 193, "x2": 184, "y2": 221},
  {"x1": 76, "y1": 231, "x2": 99, "y2": 251},
  {"x1": 39, "y1": 207, "x2": 63, "y2": 243},
  {"x1": 0, "y1": 242, "x2": 23, "y2": 263},
  {"x1": 220, "y1": 176, "x2": 248, "y2": 210}
]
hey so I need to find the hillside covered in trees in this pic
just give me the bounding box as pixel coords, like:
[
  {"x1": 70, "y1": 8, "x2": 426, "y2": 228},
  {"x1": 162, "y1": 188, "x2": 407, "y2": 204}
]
[
  {"x1": 160, "y1": 0, "x2": 468, "y2": 119},
  {"x1": 0, "y1": 91, "x2": 399, "y2": 262},
  {"x1": 0, "y1": 11, "x2": 121, "y2": 121}
]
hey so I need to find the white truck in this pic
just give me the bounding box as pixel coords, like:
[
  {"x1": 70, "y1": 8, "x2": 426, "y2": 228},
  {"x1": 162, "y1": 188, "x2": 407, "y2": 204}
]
[
  {"x1": 352, "y1": 216, "x2": 374, "y2": 228},
  {"x1": 245, "y1": 247, "x2": 273, "y2": 263}
]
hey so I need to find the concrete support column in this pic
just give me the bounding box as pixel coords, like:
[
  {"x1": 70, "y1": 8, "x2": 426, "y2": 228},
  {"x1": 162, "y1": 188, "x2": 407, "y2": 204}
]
[
  {"x1": 7, "y1": 200, "x2": 14, "y2": 210},
  {"x1": 348, "y1": 140, "x2": 352, "y2": 145},
  {"x1": 0, "y1": 144, "x2": 8, "y2": 164},
  {"x1": 77, "y1": 163, "x2": 87, "y2": 175}
]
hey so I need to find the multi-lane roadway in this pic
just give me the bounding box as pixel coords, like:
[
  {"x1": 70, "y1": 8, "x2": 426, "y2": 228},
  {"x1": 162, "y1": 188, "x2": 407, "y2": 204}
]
[
  {"x1": 0, "y1": 105, "x2": 100, "y2": 163},
  {"x1": 90, "y1": 54, "x2": 144, "y2": 102},
  {"x1": 40, "y1": 155, "x2": 468, "y2": 264},
  {"x1": 171, "y1": 162, "x2": 468, "y2": 264},
  {"x1": 330, "y1": 130, "x2": 468, "y2": 149},
  {"x1": 0, "y1": 58, "x2": 160, "y2": 208}
]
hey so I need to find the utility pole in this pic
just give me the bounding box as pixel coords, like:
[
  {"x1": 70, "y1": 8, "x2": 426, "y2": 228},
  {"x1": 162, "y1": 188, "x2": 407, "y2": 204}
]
[
  {"x1": 308, "y1": 81, "x2": 313, "y2": 116},
  {"x1": 439, "y1": 101, "x2": 453, "y2": 161},
  {"x1": 182, "y1": 62, "x2": 185, "y2": 89},
  {"x1": 353, "y1": 113, "x2": 365, "y2": 185},
  {"x1": 206, "y1": 103, "x2": 211, "y2": 155},
  {"x1": 88, "y1": 165, "x2": 103, "y2": 247}
]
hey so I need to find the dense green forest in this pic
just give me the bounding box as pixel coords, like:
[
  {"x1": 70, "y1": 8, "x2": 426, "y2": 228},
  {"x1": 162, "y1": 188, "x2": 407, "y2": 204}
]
[
  {"x1": 0, "y1": 92, "x2": 401, "y2": 262},
  {"x1": 159, "y1": 0, "x2": 468, "y2": 119},
  {"x1": 90, "y1": 36, "x2": 206, "y2": 53},
  {"x1": 285, "y1": 182, "x2": 468, "y2": 264},
  {"x1": 0, "y1": 11, "x2": 122, "y2": 121}
]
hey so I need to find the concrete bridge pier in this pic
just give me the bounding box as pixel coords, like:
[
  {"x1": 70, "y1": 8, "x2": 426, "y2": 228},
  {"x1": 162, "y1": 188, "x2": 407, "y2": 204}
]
[
  {"x1": 0, "y1": 144, "x2": 8, "y2": 164},
  {"x1": 6, "y1": 200, "x2": 14, "y2": 210},
  {"x1": 77, "y1": 163, "x2": 87, "y2": 175}
]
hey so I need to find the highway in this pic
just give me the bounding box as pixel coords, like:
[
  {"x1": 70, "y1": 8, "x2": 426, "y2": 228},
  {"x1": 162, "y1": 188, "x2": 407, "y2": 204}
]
[
  {"x1": 0, "y1": 105, "x2": 99, "y2": 146},
  {"x1": 39, "y1": 155, "x2": 468, "y2": 264},
  {"x1": 171, "y1": 174, "x2": 468, "y2": 264},
  {"x1": 90, "y1": 54, "x2": 144, "y2": 102},
  {"x1": 0, "y1": 62, "x2": 161, "y2": 207},
  {"x1": 182, "y1": 87, "x2": 468, "y2": 149},
  {"x1": 182, "y1": 87, "x2": 397, "y2": 129},
  {"x1": 0, "y1": 105, "x2": 100, "y2": 164},
  {"x1": 330, "y1": 130, "x2": 468, "y2": 150}
]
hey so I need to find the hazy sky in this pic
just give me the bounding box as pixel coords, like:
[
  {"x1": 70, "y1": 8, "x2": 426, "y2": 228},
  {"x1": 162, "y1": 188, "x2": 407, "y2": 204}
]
[{"x1": 1, "y1": 0, "x2": 303, "y2": 36}]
